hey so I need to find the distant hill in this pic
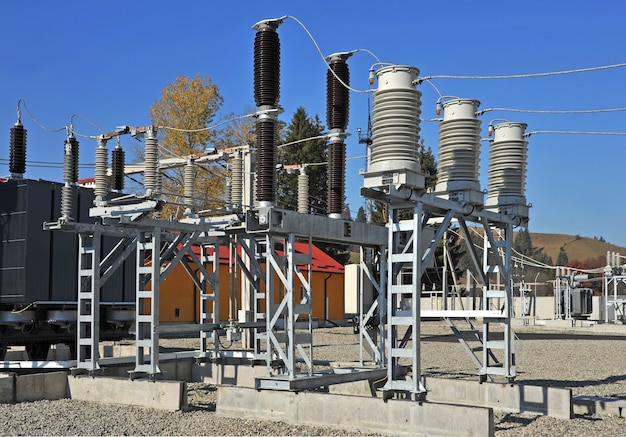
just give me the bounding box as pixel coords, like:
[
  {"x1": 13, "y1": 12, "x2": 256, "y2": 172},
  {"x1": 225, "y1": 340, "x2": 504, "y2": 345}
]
[
  {"x1": 530, "y1": 232, "x2": 626, "y2": 264},
  {"x1": 347, "y1": 231, "x2": 626, "y2": 266}
]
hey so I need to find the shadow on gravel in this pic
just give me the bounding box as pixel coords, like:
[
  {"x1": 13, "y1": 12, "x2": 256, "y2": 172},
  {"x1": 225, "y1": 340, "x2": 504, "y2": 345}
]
[
  {"x1": 422, "y1": 332, "x2": 626, "y2": 342},
  {"x1": 422, "y1": 369, "x2": 477, "y2": 379},
  {"x1": 574, "y1": 414, "x2": 604, "y2": 421},
  {"x1": 521, "y1": 373, "x2": 626, "y2": 389},
  {"x1": 188, "y1": 402, "x2": 216, "y2": 412},
  {"x1": 494, "y1": 413, "x2": 541, "y2": 431},
  {"x1": 188, "y1": 385, "x2": 217, "y2": 412}
]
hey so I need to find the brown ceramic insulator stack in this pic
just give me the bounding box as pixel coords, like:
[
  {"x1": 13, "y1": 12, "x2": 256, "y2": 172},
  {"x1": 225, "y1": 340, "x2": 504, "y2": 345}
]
[{"x1": 9, "y1": 123, "x2": 27, "y2": 175}]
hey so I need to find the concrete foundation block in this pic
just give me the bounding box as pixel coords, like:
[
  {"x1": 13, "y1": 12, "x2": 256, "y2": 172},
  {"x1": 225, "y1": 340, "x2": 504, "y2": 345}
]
[
  {"x1": 329, "y1": 378, "x2": 376, "y2": 397},
  {"x1": 217, "y1": 386, "x2": 494, "y2": 437},
  {"x1": 100, "y1": 344, "x2": 135, "y2": 358},
  {"x1": 425, "y1": 377, "x2": 573, "y2": 419},
  {"x1": 0, "y1": 373, "x2": 15, "y2": 403},
  {"x1": 160, "y1": 359, "x2": 193, "y2": 382},
  {"x1": 68, "y1": 375, "x2": 187, "y2": 411},
  {"x1": 15, "y1": 371, "x2": 69, "y2": 402},
  {"x1": 193, "y1": 362, "x2": 266, "y2": 387}
]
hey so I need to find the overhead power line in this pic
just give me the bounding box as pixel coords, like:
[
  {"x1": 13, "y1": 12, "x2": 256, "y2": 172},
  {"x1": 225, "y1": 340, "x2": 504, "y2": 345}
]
[
  {"x1": 419, "y1": 62, "x2": 626, "y2": 81},
  {"x1": 479, "y1": 107, "x2": 626, "y2": 115},
  {"x1": 527, "y1": 130, "x2": 626, "y2": 136}
]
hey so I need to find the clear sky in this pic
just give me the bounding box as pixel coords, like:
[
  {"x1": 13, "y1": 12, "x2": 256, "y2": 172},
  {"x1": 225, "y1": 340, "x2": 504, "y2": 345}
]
[{"x1": 2, "y1": 1, "x2": 626, "y2": 247}]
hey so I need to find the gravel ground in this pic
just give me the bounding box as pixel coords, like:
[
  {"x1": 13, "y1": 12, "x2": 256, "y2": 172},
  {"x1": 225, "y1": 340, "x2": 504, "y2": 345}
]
[{"x1": 1, "y1": 322, "x2": 626, "y2": 436}]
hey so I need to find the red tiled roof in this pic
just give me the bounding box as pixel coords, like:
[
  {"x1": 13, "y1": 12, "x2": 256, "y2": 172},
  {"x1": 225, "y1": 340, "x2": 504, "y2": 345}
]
[{"x1": 190, "y1": 241, "x2": 344, "y2": 273}]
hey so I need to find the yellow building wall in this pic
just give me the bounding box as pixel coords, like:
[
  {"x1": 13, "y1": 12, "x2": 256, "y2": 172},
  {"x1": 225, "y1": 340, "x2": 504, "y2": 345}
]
[{"x1": 159, "y1": 261, "x2": 344, "y2": 323}]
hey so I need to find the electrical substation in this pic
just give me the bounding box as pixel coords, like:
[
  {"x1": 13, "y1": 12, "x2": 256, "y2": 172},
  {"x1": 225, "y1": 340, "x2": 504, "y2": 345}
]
[{"x1": 2, "y1": 14, "x2": 626, "y2": 436}]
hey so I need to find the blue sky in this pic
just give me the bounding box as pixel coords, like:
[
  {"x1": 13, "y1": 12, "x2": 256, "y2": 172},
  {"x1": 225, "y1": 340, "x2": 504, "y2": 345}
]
[{"x1": 2, "y1": 1, "x2": 626, "y2": 248}]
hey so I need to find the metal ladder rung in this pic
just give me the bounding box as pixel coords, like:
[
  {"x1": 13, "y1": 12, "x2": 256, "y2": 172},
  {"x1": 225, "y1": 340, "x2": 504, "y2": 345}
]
[
  {"x1": 390, "y1": 253, "x2": 414, "y2": 263},
  {"x1": 390, "y1": 285, "x2": 413, "y2": 294},
  {"x1": 485, "y1": 289, "x2": 506, "y2": 298},
  {"x1": 390, "y1": 348, "x2": 413, "y2": 358},
  {"x1": 484, "y1": 340, "x2": 506, "y2": 349},
  {"x1": 390, "y1": 316, "x2": 413, "y2": 325}
]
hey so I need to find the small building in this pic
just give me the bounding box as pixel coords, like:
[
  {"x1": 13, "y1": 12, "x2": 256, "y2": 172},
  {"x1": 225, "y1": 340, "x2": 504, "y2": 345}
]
[{"x1": 159, "y1": 242, "x2": 345, "y2": 324}]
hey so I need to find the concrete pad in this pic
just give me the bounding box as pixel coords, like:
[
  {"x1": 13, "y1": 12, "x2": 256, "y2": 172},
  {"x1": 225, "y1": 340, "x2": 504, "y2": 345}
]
[
  {"x1": 100, "y1": 344, "x2": 136, "y2": 358},
  {"x1": 193, "y1": 362, "x2": 267, "y2": 387},
  {"x1": 331, "y1": 376, "x2": 572, "y2": 419},
  {"x1": 329, "y1": 378, "x2": 376, "y2": 397},
  {"x1": 68, "y1": 375, "x2": 188, "y2": 411},
  {"x1": 0, "y1": 373, "x2": 15, "y2": 403},
  {"x1": 425, "y1": 377, "x2": 573, "y2": 419},
  {"x1": 217, "y1": 386, "x2": 494, "y2": 437},
  {"x1": 573, "y1": 395, "x2": 626, "y2": 416},
  {"x1": 160, "y1": 359, "x2": 193, "y2": 382},
  {"x1": 15, "y1": 371, "x2": 69, "y2": 402}
]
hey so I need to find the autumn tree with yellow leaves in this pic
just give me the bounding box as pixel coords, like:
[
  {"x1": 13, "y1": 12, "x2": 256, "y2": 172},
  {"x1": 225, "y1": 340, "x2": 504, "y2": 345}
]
[{"x1": 149, "y1": 74, "x2": 225, "y2": 219}]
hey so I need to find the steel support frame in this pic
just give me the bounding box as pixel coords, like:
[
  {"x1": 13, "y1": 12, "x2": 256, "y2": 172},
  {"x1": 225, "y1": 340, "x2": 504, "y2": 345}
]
[
  {"x1": 358, "y1": 246, "x2": 386, "y2": 365},
  {"x1": 239, "y1": 206, "x2": 392, "y2": 391},
  {"x1": 263, "y1": 233, "x2": 313, "y2": 379},
  {"x1": 75, "y1": 232, "x2": 102, "y2": 374},
  {"x1": 479, "y1": 219, "x2": 516, "y2": 382},
  {"x1": 129, "y1": 226, "x2": 223, "y2": 376},
  {"x1": 74, "y1": 232, "x2": 138, "y2": 375},
  {"x1": 363, "y1": 186, "x2": 518, "y2": 397},
  {"x1": 382, "y1": 201, "x2": 427, "y2": 400},
  {"x1": 195, "y1": 240, "x2": 221, "y2": 358},
  {"x1": 554, "y1": 275, "x2": 571, "y2": 320},
  {"x1": 234, "y1": 236, "x2": 266, "y2": 356},
  {"x1": 132, "y1": 228, "x2": 162, "y2": 378},
  {"x1": 605, "y1": 275, "x2": 626, "y2": 323}
]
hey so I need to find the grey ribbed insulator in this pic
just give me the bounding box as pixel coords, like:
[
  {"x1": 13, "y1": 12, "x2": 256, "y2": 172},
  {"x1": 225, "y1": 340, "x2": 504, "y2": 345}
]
[
  {"x1": 485, "y1": 122, "x2": 528, "y2": 214},
  {"x1": 144, "y1": 128, "x2": 159, "y2": 195},
  {"x1": 153, "y1": 164, "x2": 162, "y2": 219},
  {"x1": 370, "y1": 66, "x2": 422, "y2": 174},
  {"x1": 252, "y1": 172, "x2": 258, "y2": 208},
  {"x1": 184, "y1": 161, "x2": 195, "y2": 208},
  {"x1": 486, "y1": 122, "x2": 528, "y2": 199},
  {"x1": 297, "y1": 171, "x2": 309, "y2": 214},
  {"x1": 63, "y1": 137, "x2": 79, "y2": 183},
  {"x1": 224, "y1": 179, "x2": 232, "y2": 209},
  {"x1": 435, "y1": 99, "x2": 482, "y2": 193},
  {"x1": 94, "y1": 138, "x2": 109, "y2": 201},
  {"x1": 61, "y1": 184, "x2": 74, "y2": 221},
  {"x1": 62, "y1": 149, "x2": 74, "y2": 183},
  {"x1": 60, "y1": 137, "x2": 78, "y2": 221},
  {"x1": 230, "y1": 154, "x2": 243, "y2": 210}
]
